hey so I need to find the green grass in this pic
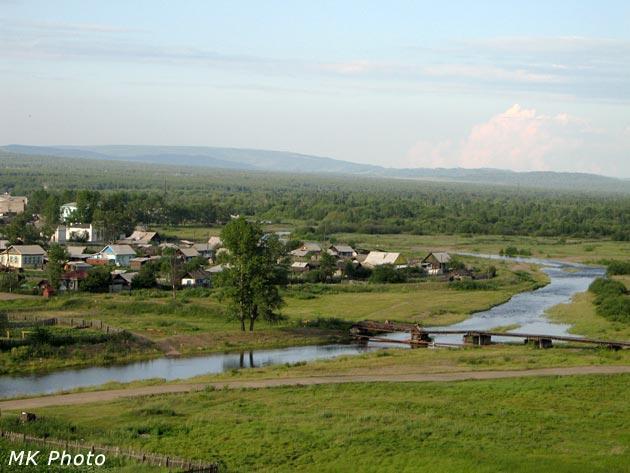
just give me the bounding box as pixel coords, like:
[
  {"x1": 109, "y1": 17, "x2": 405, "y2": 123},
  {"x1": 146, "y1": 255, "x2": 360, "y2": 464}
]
[
  {"x1": 0, "y1": 326, "x2": 160, "y2": 375},
  {"x1": 546, "y1": 292, "x2": 630, "y2": 340},
  {"x1": 283, "y1": 263, "x2": 547, "y2": 324},
  {"x1": 2, "y1": 374, "x2": 628, "y2": 472},
  {"x1": 0, "y1": 439, "x2": 166, "y2": 472},
  {"x1": 333, "y1": 233, "x2": 630, "y2": 263},
  {"x1": 184, "y1": 344, "x2": 630, "y2": 383}
]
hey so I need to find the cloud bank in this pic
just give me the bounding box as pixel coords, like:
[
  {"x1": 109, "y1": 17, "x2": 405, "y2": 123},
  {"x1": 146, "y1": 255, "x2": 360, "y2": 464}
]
[{"x1": 406, "y1": 104, "x2": 626, "y2": 175}]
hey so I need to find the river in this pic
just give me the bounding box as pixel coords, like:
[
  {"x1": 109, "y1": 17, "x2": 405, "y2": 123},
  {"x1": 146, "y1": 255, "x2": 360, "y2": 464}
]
[{"x1": 0, "y1": 255, "x2": 604, "y2": 398}]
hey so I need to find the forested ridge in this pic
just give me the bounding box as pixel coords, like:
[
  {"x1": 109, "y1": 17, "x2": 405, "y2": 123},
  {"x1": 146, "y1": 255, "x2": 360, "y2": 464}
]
[{"x1": 1, "y1": 152, "x2": 629, "y2": 240}]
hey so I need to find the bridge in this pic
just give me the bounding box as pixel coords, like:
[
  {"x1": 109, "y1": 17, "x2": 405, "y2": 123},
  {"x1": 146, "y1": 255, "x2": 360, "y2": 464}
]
[{"x1": 350, "y1": 320, "x2": 630, "y2": 350}]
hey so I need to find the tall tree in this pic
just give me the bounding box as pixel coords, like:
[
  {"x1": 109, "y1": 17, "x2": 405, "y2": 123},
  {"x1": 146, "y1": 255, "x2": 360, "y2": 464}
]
[
  {"x1": 161, "y1": 248, "x2": 184, "y2": 298},
  {"x1": 218, "y1": 218, "x2": 286, "y2": 331},
  {"x1": 46, "y1": 244, "x2": 69, "y2": 291}
]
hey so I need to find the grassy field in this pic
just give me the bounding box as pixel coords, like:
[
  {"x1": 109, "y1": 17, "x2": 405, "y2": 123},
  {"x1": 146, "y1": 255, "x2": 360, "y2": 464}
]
[
  {"x1": 0, "y1": 325, "x2": 160, "y2": 375},
  {"x1": 0, "y1": 439, "x2": 165, "y2": 472},
  {"x1": 547, "y1": 292, "x2": 630, "y2": 341},
  {"x1": 1, "y1": 374, "x2": 628, "y2": 472},
  {"x1": 333, "y1": 233, "x2": 630, "y2": 263}
]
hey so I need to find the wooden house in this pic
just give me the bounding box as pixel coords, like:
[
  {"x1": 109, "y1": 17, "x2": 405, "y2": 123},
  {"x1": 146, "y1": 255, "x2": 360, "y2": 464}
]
[
  {"x1": 0, "y1": 245, "x2": 46, "y2": 269},
  {"x1": 422, "y1": 252, "x2": 452, "y2": 275}
]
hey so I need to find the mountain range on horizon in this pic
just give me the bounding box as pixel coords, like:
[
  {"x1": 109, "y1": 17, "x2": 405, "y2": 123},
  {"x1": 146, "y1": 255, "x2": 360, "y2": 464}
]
[{"x1": 2, "y1": 144, "x2": 629, "y2": 193}]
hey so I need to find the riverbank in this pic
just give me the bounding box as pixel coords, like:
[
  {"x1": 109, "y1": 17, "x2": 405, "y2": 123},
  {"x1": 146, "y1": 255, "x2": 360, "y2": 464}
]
[{"x1": 4, "y1": 344, "x2": 629, "y2": 401}]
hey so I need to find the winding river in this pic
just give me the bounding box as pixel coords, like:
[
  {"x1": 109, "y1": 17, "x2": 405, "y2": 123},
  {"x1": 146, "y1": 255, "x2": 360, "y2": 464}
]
[{"x1": 0, "y1": 255, "x2": 604, "y2": 398}]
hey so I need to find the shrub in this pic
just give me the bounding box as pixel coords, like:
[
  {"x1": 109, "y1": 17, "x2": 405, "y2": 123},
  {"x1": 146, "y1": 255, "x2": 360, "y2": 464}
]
[
  {"x1": 369, "y1": 264, "x2": 406, "y2": 283},
  {"x1": 80, "y1": 266, "x2": 111, "y2": 293},
  {"x1": 605, "y1": 260, "x2": 630, "y2": 276},
  {"x1": 589, "y1": 277, "x2": 629, "y2": 323}
]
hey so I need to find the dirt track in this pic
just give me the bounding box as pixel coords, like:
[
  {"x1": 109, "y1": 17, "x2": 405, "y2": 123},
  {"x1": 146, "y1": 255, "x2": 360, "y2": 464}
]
[{"x1": 1, "y1": 365, "x2": 628, "y2": 411}]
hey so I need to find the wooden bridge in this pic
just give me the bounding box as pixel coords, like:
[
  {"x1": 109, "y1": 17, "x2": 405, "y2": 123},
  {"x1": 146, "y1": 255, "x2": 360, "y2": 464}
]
[{"x1": 350, "y1": 321, "x2": 630, "y2": 350}]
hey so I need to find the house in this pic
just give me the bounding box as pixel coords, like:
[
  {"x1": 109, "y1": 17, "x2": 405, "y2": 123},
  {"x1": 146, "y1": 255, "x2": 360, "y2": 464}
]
[
  {"x1": 60, "y1": 202, "x2": 78, "y2": 221},
  {"x1": 118, "y1": 230, "x2": 161, "y2": 246},
  {"x1": 207, "y1": 264, "x2": 227, "y2": 274},
  {"x1": 129, "y1": 256, "x2": 161, "y2": 270},
  {"x1": 66, "y1": 246, "x2": 87, "y2": 259},
  {"x1": 290, "y1": 242, "x2": 322, "y2": 260},
  {"x1": 181, "y1": 269, "x2": 211, "y2": 287},
  {"x1": 300, "y1": 242, "x2": 322, "y2": 254},
  {"x1": 59, "y1": 270, "x2": 89, "y2": 291},
  {"x1": 0, "y1": 245, "x2": 46, "y2": 269},
  {"x1": 109, "y1": 272, "x2": 136, "y2": 292},
  {"x1": 0, "y1": 193, "x2": 27, "y2": 214},
  {"x1": 177, "y1": 247, "x2": 200, "y2": 261},
  {"x1": 0, "y1": 240, "x2": 8, "y2": 251},
  {"x1": 422, "y1": 252, "x2": 452, "y2": 275},
  {"x1": 51, "y1": 224, "x2": 102, "y2": 244},
  {"x1": 64, "y1": 260, "x2": 92, "y2": 272},
  {"x1": 193, "y1": 243, "x2": 214, "y2": 259},
  {"x1": 97, "y1": 245, "x2": 136, "y2": 267},
  {"x1": 328, "y1": 244, "x2": 356, "y2": 259},
  {"x1": 291, "y1": 261, "x2": 312, "y2": 273},
  {"x1": 362, "y1": 251, "x2": 405, "y2": 269},
  {"x1": 289, "y1": 249, "x2": 310, "y2": 259}
]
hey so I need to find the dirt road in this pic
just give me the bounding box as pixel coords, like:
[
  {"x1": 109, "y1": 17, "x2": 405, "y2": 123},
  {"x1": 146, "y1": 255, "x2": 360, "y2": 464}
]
[{"x1": 1, "y1": 365, "x2": 628, "y2": 411}]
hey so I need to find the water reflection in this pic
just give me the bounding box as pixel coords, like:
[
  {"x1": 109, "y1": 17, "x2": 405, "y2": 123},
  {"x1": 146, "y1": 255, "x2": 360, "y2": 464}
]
[{"x1": 0, "y1": 344, "x2": 373, "y2": 398}]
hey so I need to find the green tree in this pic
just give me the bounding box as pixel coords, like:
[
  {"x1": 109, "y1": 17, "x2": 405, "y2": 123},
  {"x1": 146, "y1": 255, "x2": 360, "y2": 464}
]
[
  {"x1": 319, "y1": 252, "x2": 337, "y2": 282},
  {"x1": 132, "y1": 262, "x2": 158, "y2": 289},
  {"x1": 5, "y1": 213, "x2": 39, "y2": 244},
  {"x1": 80, "y1": 266, "x2": 111, "y2": 293},
  {"x1": 217, "y1": 217, "x2": 286, "y2": 331},
  {"x1": 161, "y1": 248, "x2": 184, "y2": 298},
  {"x1": 0, "y1": 273, "x2": 21, "y2": 292},
  {"x1": 369, "y1": 264, "x2": 406, "y2": 283},
  {"x1": 46, "y1": 244, "x2": 69, "y2": 291}
]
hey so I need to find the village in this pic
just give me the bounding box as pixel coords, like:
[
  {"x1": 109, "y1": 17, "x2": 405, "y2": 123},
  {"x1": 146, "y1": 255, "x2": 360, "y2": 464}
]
[{"x1": 0, "y1": 196, "x2": 493, "y2": 296}]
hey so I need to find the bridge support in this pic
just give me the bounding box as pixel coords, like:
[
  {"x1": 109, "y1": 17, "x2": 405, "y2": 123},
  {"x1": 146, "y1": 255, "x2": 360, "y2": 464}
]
[
  {"x1": 410, "y1": 330, "x2": 432, "y2": 348},
  {"x1": 525, "y1": 337, "x2": 553, "y2": 348},
  {"x1": 464, "y1": 332, "x2": 492, "y2": 346}
]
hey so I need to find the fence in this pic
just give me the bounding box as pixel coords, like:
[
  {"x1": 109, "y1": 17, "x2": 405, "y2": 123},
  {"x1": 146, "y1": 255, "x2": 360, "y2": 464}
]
[
  {"x1": 0, "y1": 430, "x2": 219, "y2": 472},
  {"x1": 7, "y1": 314, "x2": 126, "y2": 335}
]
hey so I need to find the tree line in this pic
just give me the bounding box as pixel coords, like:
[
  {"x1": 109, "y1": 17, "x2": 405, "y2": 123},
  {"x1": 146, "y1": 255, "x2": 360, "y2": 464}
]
[{"x1": 1, "y1": 153, "x2": 628, "y2": 241}]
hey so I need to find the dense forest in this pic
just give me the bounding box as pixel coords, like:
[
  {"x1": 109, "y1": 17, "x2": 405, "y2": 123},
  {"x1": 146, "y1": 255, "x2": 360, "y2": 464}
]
[{"x1": 1, "y1": 152, "x2": 629, "y2": 241}]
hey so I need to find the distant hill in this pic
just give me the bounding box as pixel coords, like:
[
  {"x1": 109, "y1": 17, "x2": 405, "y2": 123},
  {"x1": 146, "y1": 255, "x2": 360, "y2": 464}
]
[{"x1": 2, "y1": 144, "x2": 629, "y2": 193}]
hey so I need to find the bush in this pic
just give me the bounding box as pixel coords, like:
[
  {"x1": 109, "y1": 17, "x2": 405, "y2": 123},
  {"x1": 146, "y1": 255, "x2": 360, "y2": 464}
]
[
  {"x1": 131, "y1": 264, "x2": 158, "y2": 289},
  {"x1": 369, "y1": 264, "x2": 406, "y2": 284},
  {"x1": 80, "y1": 266, "x2": 111, "y2": 293},
  {"x1": 605, "y1": 260, "x2": 630, "y2": 276},
  {"x1": 299, "y1": 317, "x2": 353, "y2": 330},
  {"x1": 450, "y1": 280, "x2": 499, "y2": 290},
  {"x1": 589, "y1": 278, "x2": 627, "y2": 297},
  {"x1": 589, "y1": 277, "x2": 630, "y2": 323}
]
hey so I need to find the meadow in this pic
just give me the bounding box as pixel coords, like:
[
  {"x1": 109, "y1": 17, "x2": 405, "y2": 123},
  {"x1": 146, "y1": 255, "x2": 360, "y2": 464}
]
[{"x1": 1, "y1": 374, "x2": 628, "y2": 472}]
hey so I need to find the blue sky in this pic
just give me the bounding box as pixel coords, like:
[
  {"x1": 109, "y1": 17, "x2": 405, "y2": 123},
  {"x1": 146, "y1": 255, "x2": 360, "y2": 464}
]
[{"x1": 1, "y1": 1, "x2": 629, "y2": 175}]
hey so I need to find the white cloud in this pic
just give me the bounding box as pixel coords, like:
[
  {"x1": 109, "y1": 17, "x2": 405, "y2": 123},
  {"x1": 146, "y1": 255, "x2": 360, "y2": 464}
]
[{"x1": 406, "y1": 104, "x2": 609, "y2": 173}]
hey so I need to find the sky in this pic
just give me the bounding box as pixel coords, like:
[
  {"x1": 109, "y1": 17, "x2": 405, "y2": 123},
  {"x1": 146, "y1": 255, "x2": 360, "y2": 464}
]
[{"x1": 1, "y1": 1, "x2": 629, "y2": 176}]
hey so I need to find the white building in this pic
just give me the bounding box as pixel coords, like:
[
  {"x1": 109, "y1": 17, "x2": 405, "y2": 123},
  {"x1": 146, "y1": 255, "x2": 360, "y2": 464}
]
[
  {"x1": 51, "y1": 224, "x2": 103, "y2": 244},
  {"x1": 60, "y1": 202, "x2": 78, "y2": 222}
]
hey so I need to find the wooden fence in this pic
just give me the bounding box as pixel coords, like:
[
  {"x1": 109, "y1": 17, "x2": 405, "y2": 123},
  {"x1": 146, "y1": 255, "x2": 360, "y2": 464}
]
[
  {"x1": 0, "y1": 430, "x2": 219, "y2": 472},
  {"x1": 7, "y1": 314, "x2": 125, "y2": 335}
]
